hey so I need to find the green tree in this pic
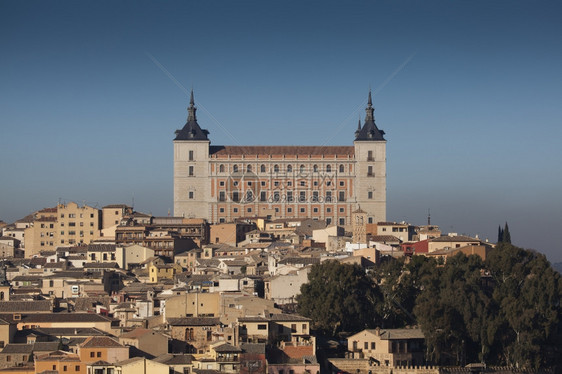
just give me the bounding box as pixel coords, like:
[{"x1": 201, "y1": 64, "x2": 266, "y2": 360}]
[
  {"x1": 503, "y1": 222, "x2": 511, "y2": 244},
  {"x1": 296, "y1": 260, "x2": 383, "y2": 336},
  {"x1": 414, "y1": 253, "x2": 493, "y2": 365},
  {"x1": 486, "y1": 243, "x2": 562, "y2": 369}
]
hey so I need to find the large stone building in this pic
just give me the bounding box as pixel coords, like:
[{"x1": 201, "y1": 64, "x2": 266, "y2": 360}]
[{"x1": 174, "y1": 91, "x2": 387, "y2": 227}]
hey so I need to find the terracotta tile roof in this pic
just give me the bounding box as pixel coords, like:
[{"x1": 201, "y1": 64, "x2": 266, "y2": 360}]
[
  {"x1": 167, "y1": 317, "x2": 221, "y2": 326},
  {"x1": 86, "y1": 244, "x2": 116, "y2": 252},
  {"x1": 209, "y1": 145, "x2": 354, "y2": 157},
  {"x1": 80, "y1": 336, "x2": 125, "y2": 348},
  {"x1": 369, "y1": 235, "x2": 401, "y2": 242},
  {"x1": 431, "y1": 235, "x2": 480, "y2": 242}
]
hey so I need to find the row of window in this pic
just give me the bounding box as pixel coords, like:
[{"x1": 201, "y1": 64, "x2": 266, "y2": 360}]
[
  {"x1": 61, "y1": 222, "x2": 95, "y2": 227},
  {"x1": 188, "y1": 164, "x2": 376, "y2": 177},
  {"x1": 219, "y1": 180, "x2": 346, "y2": 188},
  {"x1": 217, "y1": 164, "x2": 349, "y2": 174},
  {"x1": 61, "y1": 213, "x2": 95, "y2": 218}
]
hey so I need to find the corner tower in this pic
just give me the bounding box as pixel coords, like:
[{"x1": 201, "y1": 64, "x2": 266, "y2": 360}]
[
  {"x1": 353, "y1": 91, "x2": 387, "y2": 224},
  {"x1": 173, "y1": 90, "x2": 211, "y2": 219}
]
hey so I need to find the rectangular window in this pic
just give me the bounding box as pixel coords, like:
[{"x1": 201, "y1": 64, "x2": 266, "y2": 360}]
[
  {"x1": 368, "y1": 166, "x2": 373, "y2": 176},
  {"x1": 234, "y1": 208, "x2": 238, "y2": 213},
  {"x1": 338, "y1": 191, "x2": 345, "y2": 202},
  {"x1": 189, "y1": 166, "x2": 194, "y2": 176},
  {"x1": 371, "y1": 342, "x2": 376, "y2": 349},
  {"x1": 299, "y1": 191, "x2": 306, "y2": 202},
  {"x1": 260, "y1": 192, "x2": 267, "y2": 202},
  {"x1": 287, "y1": 207, "x2": 292, "y2": 213},
  {"x1": 313, "y1": 207, "x2": 318, "y2": 213},
  {"x1": 339, "y1": 218, "x2": 345, "y2": 225},
  {"x1": 257, "y1": 324, "x2": 267, "y2": 330},
  {"x1": 90, "y1": 352, "x2": 95, "y2": 358},
  {"x1": 312, "y1": 191, "x2": 318, "y2": 202},
  {"x1": 291, "y1": 324, "x2": 297, "y2": 332},
  {"x1": 339, "y1": 181, "x2": 345, "y2": 186},
  {"x1": 300, "y1": 208, "x2": 305, "y2": 213},
  {"x1": 368, "y1": 191, "x2": 373, "y2": 199},
  {"x1": 189, "y1": 191, "x2": 194, "y2": 199},
  {"x1": 326, "y1": 191, "x2": 332, "y2": 202},
  {"x1": 189, "y1": 150, "x2": 194, "y2": 161},
  {"x1": 367, "y1": 150, "x2": 374, "y2": 161},
  {"x1": 287, "y1": 191, "x2": 293, "y2": 202},
  {"x1": 97, "y1": 352, "x2": 101, "y2": 357},
  {"x1": 364, "y1": 342, "x2": 369, "y2": 350},
  {"x1": 232, "y1": 191, "x2": 240, "y2": 202},
  {"x1": 219, "y1": 181, "x2": 225, "y2": 186},
  {"x1": 219, "y1": 191, "x2": 226, "y2": 202}
]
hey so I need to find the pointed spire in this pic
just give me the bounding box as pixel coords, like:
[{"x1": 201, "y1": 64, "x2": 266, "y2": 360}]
[
  {"x1": 187, "y1": 89, "x2": 197, "y2": 122},
  {"x1": 357, "y1": 117, "x2": 362, "y2": 132},
  {"x1": 365, "y1": 90, "x2": 374, "y2": 122}
]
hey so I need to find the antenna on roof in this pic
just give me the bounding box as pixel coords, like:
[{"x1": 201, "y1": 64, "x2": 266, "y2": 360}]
[
  {"x1": 427, "y1": 208, "x2": 431, "y2": 225},
  {"x1": 132, "y1": 193, "x2": 135, "y2": 210}
]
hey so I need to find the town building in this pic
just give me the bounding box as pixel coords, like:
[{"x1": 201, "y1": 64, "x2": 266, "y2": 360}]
[{"x1": 173, "y1": 91, "x2": 387, "y2": 228}]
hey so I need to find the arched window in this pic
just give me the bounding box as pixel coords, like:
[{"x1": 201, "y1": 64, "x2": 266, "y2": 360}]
[
  {"x1": 260, "y1": 164, "x2": 266, "y2": 173},
  {"x1": 326, "y1": 165, "x2": 331, "y2": 173},
  {"x1": 274, "y1": 165, "x2": 279, "y2": 173},
  {"x1": 219, "y1": 164, "x2": 225, "y2": 173},
  {"x1": 247, "y1": 164, "x2": 252, "y2": 172},
  {"x1": 287, "y1": 165, "x2": 292, "y2": 172},
  {"x1": 313, "y1": 164, "x2": 318, "y2": 172},
  {"x1": 339, "y1": 164, "x2": 345, "y2": 173},
  {"x1": 233, "y1": 165, "x2": 238, "y2": 173}
]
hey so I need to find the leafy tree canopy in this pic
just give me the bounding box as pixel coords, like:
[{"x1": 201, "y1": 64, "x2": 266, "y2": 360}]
[{"x1": 296, "y1": 260, "x2": 383, "y2": 336}]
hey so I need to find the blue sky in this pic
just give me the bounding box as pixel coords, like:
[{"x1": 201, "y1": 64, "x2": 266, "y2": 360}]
[{"x1": 1, "y1": 1, "x2": 561, "y2": 261}]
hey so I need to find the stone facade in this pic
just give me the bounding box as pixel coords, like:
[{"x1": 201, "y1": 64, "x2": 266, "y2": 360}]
[{"x1": 174, "y1": 92, "x2": 387, "y2": 229}]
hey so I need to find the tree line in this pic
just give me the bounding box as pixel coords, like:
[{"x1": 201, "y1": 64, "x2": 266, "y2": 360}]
[{"x1": 296, "y1": 243, "x2": 562, "y2": 370}]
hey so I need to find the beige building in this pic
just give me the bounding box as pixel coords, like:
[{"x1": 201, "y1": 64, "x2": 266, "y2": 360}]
[
  {"x1": 101, "y1": 204, "x2": 133, "y2": 239},
  {"x1": 174, "y1": 91, "x2": 387, "y2": 229},
  {"x1": 428, "y1": 234, "x2": 482, "y2": 253},
  {"x1": 23, "y1": 202, "x2": 102, "y2": 257},
  {"x1": 164, "y1": 292, "x2": 221, "y2": 320},
  {"x1": 347, "y1": 328, "x2": 425, "y2": 367}
]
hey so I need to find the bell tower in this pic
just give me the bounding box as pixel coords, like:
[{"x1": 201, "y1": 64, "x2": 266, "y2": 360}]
[{"x1": 353, "y1": 91, "x2": 387, "y2": 224}]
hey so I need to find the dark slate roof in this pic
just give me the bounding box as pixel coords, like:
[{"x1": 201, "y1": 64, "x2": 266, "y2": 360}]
[
  {"x1": 167, "y1": 317, "x2": 221, "y2": 326},
  {"x1": 269, "y1": 313, "x2": 311, "y2": 322},
  {"x1": 240, "y1": 342, "x2": 266, "y2": 354},
  {"x1": 33, "y1": 327, "x2": 108, "y2": 337},
  {"x1": 32, "y1": 342, "x2": 61, "y2": 352},
  {"x1": 0, "y1": 300, "x2": 52, "y2": 313},
  {"x1": 0, "y1": 313, "x2": 112, "y2": 324},
  {"x1": 213, "y1": 343, "x2": 242, "y2": 353},
  {"x1": 355, "y1": 92, "x2": 385, "y2": 141},
  {"x1": 1, "y1": 344, "x2": 34, "y2": 354},
  {"x1": 174, "y1": 92, "x2": 209, "y2": 141},
  {"x1": 153, "y1": 353, "x2": 194, "y2": 365}
]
